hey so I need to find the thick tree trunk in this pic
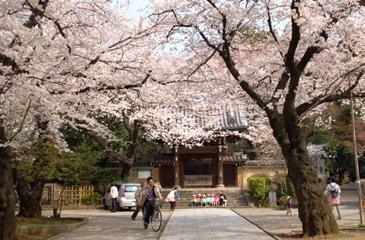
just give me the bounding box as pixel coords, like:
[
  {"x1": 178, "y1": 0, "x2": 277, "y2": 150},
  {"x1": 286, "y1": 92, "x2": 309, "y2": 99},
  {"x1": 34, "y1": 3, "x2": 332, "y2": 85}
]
[
  {"x1": 0, "y1": 128, "x2": 16, "y2": 240},
  {"x1": 121, "y1": 119, "x2": 139, "y2": 182},
  {"x1": 284, "y1": 147, "x2": 338, "y2": 236},
  {"x1": 15, "y1": 116, "x2": 49, "y2": 218},
  {"x1": 16, "y1": 175, "x2": 43, "y2": 218},
  {"x1": 270, "y1": 114, "x2": 338, "y2": 236},
  {"x1": 121, "y1": 163, "x2": 132, "y2": 182},
  {"x1": 338, "y1": 170, "x2": 345, "y2": 186}
]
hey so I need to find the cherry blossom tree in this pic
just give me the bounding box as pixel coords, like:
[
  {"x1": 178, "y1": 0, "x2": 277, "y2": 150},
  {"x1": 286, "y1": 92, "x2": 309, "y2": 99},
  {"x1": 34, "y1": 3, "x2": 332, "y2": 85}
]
[
  {"x1": 149, "y1": 0, "x2": 365, "y2": 236},
  {"x1": 1, "y1": 0, "x2": 364, "y2": 238},
  {"x1": 0, "y1": 1, "x2": 160, "y2": 238}
]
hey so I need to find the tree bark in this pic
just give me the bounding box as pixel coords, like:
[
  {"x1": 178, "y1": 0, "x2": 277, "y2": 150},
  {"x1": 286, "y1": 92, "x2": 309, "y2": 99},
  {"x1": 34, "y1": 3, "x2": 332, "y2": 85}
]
[
  {"x1": 269, "y1": 114, "x2": 338, "y2": 236},
  {"x1": 0, "y1": 126, "x2": 16, "y2": 240},
  {"x1": 338, "y1": 170, "x2": 345, "y2": 186},
  {"x1": 121, "y1": 119, "x2": 139, "y2": 181},
  {"x1": 15, "y1": 116, "x2": 49, "y2": 218},
  {"x1": 121, "y1": 163, "x2": 132, "y2": 182},
  {"x1": 284, "y1": 146, "x2": 338, "y2": 236},
  {"x1": 16, "y1": 175, "x2": 43, "y2": 218}
]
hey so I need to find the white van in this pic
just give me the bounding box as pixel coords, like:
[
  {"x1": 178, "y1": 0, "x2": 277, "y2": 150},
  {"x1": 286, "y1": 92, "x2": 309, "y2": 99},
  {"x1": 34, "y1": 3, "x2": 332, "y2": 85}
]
[{"x1": 103, "y1": 183, "x2": 141, "y2": 210}]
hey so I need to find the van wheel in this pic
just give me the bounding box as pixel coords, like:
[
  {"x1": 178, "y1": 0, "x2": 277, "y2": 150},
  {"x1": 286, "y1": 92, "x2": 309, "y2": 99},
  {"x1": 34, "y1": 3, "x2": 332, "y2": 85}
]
[{"x1": 128, "y1": 207, "x2": 132, "y2": 210}]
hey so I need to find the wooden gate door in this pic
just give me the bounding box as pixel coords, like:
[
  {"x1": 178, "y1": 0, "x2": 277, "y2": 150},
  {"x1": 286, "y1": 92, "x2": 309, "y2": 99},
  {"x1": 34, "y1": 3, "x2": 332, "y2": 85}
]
[
  {"x1": 159, "y1": 166, "x2": 175, "y2": 188},
  {"x1": 223, "y1": 165, "x2": 237, "y2": 187}
]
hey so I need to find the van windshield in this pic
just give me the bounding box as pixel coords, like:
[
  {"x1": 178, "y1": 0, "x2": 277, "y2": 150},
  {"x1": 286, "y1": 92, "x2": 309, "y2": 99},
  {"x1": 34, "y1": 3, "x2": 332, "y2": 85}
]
[{"x1": 124, "y1": 185, "x2": 139, "y2": 192}]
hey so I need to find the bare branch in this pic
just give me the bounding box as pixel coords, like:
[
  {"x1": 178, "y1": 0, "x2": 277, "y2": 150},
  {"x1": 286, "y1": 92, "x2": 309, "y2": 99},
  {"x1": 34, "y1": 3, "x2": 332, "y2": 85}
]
[
  {"x1": 187, "y1": 50, "x2": 217, "y2": 79},
  {"x1": 282, "y1": 0, "x2": 302, "y2": 112},
  {"x1": 296, "y1": 68, "x2": 365, "y2": 116},
  {"x1": 72, "y1": 71, "x2": 152, "y2": 95},
  {"x1": 266, "y1": 0, "x2": 279, "y2": 44},
  {"x1": 284, "y1": 0, "x2": 301, "y2": 69},
  {"x1": 0, "y1": 76, "x2": 14, "y2": 95},
  {"x1": 196, "y1": 27, "x2": 221, "y2": 52},
  {"x1": 205, "y1": 0, "x2": 225, "y2": 17},
  {"x1": 199, "y1": 0, "x2": 268, "y2": 111},
  {"x1": 297, "y1": 46, "x2": 320, "y2": 72},
  {"x1": 8, "y1": 99, "x2": 32, "y2": 142},
  {"x1": 23, "y1": 0, "x2": 49, "y2": 29}
]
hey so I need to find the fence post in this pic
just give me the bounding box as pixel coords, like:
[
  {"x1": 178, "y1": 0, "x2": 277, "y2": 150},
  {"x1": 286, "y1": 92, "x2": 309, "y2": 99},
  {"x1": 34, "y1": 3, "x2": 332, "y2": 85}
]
[{"x1": 79, "y1": 186, "x2": 82, "y2": 207}]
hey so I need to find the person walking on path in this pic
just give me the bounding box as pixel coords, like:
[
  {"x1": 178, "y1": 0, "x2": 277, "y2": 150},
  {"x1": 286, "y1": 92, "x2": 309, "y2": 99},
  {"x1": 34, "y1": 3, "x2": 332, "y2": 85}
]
[
  {"x1": 286, "y1": 196, "x2": 293, "y2": 216},
  {"x1": 109, "y1": 185, "x2": 118, "y2": 213},
  {"x1": 131, "y1": 182, "x2": 145, "y2": 221},
  {"x1": 165, "y1": 186, "x2": 180, "y2": 210},
  {"x1": 324, "y1": 178, "x2": 342, "y2": 220},
  {"x1": 143, "y1": 176, "x2": 162, "y2": 229}
]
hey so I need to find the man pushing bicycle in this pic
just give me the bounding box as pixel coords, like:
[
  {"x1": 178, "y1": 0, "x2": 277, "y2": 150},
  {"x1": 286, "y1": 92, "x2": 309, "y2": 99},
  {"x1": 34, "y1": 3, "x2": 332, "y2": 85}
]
[{"x1": 143, "y1": 176, "x2": 162, "y2": 229}]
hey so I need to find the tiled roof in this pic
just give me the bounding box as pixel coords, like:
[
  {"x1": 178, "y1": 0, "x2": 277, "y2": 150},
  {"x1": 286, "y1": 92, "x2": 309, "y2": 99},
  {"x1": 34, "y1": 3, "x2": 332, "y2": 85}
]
[
  {"x1": 222, "y1": 154, "x2": 248, "y2": 163},
  {"x1": 168, "y1": 106, "x2": 248, "y2": 131}
]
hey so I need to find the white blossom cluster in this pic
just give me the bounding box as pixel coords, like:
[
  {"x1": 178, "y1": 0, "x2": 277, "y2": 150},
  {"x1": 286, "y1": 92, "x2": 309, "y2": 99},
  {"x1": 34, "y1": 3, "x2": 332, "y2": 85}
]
[
  {"x1": 148, "y1": 0, "x2": 365, "y2": 146},
  {"x1": 1, "y1": 0, "x2": 364, "y2": 159}
]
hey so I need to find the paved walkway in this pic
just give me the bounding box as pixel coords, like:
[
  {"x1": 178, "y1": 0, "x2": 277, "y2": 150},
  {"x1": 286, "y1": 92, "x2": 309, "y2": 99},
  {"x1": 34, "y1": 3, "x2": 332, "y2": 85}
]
[
  {"x1": 160, "y1": 208, "x2": 273, "y2": 240},
  {"x1": 47, "y1": 209, "x2": 171, "y2": 240},
  {"x1": 234, "y1": 189, "x2": 365, "y2": 235}
]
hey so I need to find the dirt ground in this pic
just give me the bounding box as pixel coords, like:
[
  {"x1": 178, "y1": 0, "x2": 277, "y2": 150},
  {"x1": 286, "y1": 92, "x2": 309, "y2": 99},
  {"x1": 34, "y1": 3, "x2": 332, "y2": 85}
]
[
  {"x1": 233, "y1": 188, "x2": 365, "y2": 240},
  {"x1": 16, "y1": 217, "x2": 83, "y2": 240},
  {"x1": 276, "y1": 230, "x2": 365, "y2": 240}
]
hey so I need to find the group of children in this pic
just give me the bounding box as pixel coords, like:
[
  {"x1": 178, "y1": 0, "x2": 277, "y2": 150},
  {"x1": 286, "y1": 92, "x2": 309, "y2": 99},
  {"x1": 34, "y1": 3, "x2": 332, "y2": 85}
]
[{"x1": 190, "y1": 191, "x2": 227, "y2": 207}]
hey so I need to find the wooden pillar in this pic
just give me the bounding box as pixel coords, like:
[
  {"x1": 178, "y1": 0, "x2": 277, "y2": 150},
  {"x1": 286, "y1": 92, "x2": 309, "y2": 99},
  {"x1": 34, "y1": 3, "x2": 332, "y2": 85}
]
[
  {"x1": 174, "y1": 145, "x2": 180, "y2": 186},
  {"x1": 217, "y1": 144, "x2": 224, "y2": 187}
]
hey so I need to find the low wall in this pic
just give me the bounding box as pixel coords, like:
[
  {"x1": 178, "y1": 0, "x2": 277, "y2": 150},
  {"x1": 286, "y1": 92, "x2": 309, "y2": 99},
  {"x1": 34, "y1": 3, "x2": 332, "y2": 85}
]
[
  {"x1": 128, "y1": 167, "x2": 159, "y2": 183},
  {"x1": 237, "y1": 166, "x2": 285, "y2": 189}
]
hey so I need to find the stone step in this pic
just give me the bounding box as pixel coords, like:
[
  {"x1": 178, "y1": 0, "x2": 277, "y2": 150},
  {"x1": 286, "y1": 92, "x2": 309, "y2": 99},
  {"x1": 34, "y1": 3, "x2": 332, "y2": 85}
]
[{"x1": 160, "y1": 187, "x2": 251, "y2": 209}]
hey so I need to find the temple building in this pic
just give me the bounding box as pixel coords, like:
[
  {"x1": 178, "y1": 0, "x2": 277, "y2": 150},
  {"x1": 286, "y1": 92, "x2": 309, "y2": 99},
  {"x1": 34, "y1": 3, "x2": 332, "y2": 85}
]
[{"x1": 129, "y1": 107, "x2": 286, "y2": 189}]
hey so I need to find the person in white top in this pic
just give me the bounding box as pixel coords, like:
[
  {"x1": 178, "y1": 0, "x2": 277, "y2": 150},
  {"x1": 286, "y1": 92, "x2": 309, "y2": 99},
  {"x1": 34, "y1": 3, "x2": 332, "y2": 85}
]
[
  {"x1": 165, "y1": 186, "x2": 180, "y2": 210},
  {"x1": 109, "y1": 185, "x2": 118, "y2": 212},
  {"x1": 324, "y1": 178, "x2": 341, "y2": 220}
]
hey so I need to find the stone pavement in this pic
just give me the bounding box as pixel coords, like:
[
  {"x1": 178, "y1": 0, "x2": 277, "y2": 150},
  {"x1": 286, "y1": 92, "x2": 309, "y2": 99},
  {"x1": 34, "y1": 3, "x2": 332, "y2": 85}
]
[
  {"x1": 44, "y1": 209, "x2": 171, "y2": 240},
  {"x1": 43, "y1": 189, "x2": 362, "y2": 240},
  {"x1": 234, "y1": 189, "x2": 365, "y2": 235},
  {"x1": 160, "y1": 208, "x2": 274, "y2": 240}
]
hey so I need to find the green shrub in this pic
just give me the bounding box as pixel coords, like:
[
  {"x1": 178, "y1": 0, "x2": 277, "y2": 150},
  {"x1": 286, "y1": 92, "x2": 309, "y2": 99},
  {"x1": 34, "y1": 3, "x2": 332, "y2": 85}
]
[
  {"x1": 272, "y1": 174, "x2": 296, "y2": 199},
  {"x1": 248, "y1": 176, "x2": 270, "y2": 207},
  {"x1": 82, "y1": 193, "x2": 103, "y2": 205}
]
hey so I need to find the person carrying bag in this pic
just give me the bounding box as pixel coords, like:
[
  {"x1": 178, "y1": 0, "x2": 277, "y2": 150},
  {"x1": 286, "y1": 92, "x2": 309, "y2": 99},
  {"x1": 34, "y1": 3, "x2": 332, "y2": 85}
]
[{"x1": 165, "y1": 186, "x2": 180, "y2": 210}]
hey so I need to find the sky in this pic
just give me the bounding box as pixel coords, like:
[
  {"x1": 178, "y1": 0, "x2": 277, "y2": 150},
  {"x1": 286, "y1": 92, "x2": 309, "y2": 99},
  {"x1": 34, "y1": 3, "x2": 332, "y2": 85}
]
[{"x1": 113, "y1": 0, "x2": 150, "y2": 20}]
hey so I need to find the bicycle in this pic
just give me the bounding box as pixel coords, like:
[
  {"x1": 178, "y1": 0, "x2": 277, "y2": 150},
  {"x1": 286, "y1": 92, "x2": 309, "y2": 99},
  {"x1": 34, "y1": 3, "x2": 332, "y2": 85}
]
[
  {"x1": 142, "y1": 201, "x2": 163, "y2": 232},
  {"x1": 150, "y1": 206, "x2": 162, "y2": 232}
]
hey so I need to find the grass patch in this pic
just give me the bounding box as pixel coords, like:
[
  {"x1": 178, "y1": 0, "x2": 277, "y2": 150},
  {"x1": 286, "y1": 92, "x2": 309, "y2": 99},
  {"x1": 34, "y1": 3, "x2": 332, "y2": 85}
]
[
  {"x1": 16, "y1": 233, "x2": 54, "y2": 240},
  {"x1": 276, "y1": 230, "x2": 359, "y2": 239},
  {"x1": 358, "y1": 223, "x2": 365, "y2": 228},
  {"x1": 16, "y1": 217, "x2": 84, "y2": 240},
  {"x1": 336, "y1": 231, "x2": 354, "y2": 238}
]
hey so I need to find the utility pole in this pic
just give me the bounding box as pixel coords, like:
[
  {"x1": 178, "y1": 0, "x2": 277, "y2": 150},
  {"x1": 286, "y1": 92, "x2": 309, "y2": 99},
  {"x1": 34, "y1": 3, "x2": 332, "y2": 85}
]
[{"x1": 349, "y1": 78, "x2": 364, "y2": 225}]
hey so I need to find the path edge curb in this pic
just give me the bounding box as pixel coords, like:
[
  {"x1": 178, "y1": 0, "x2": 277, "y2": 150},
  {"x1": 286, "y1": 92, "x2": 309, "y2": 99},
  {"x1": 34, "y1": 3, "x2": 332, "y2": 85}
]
[
  {"x1": 230, "y1": 208, "x2": 281, "y2": 240},
  {"x1": 157, "y1": 210, "x2": 175, "y2": 240},
  {"x1": 47, "y1": 217, "x2": 89, "y2": 240}
]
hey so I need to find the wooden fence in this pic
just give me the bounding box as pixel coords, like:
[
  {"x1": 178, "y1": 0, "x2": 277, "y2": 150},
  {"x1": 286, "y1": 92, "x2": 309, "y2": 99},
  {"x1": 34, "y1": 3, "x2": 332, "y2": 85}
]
[{"x1": 42, "y1": 183, "x2": 95, "y2": 206}]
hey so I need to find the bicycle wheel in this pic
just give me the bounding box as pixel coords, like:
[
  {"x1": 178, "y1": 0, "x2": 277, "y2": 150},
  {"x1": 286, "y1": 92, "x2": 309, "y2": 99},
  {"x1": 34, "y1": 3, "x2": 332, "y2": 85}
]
[{"x1": 150, "y1": 209, "x2": 162, "y2": 232}]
